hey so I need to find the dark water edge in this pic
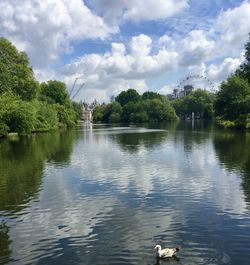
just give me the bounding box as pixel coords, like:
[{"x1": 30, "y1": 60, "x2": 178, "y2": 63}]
[{"x1": 0, "y1": 121, "x2": 250, "y2": 265}]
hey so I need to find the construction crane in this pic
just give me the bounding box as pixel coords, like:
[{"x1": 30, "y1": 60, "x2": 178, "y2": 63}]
[{"x1": 69, "y1": 76, "x2": 85, "y2": 100}]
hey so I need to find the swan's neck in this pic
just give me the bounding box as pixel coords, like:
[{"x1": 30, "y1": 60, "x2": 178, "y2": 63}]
[{"x1": 156, "y1": 246, "x2": 162, "y2": 257}]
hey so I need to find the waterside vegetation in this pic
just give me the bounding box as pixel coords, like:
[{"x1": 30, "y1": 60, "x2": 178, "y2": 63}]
[
  {"x1": 93, "y1": 35, "x2": 250, "y2": 129},
  {"x1": 0, "y1": 38, "x2": 82, "y2": 137},
  {"x1": 93, "y1": 89, "x2": 178, "y2": 123},
  {"x1": 1, "y1": 35, "x2": 250, "y2": 136}
]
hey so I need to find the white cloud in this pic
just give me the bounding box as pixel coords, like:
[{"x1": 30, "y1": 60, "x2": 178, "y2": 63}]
[
  {"x1": 123, "y1": 0, "x2": 189, "y2": 22},
  {"x1": 180, "y1": 30, "x2": 215, "y2": 66},
  {"x1": 158, "y1": 85, "x2": 173, "y2": 95},
  {"x1": 0, "y1": 0, "x2": 115, "y2": 67},
  {"x1": 1, "y1": 0, "x2": 249, "y2": 102},
  {"x1": 92, "y1": 0, "x2": 188, "y2": 24},
  {"x1": 211, "y1": 1, "x2": 250, "y2": 57},
  {"x1": 60, "y1": 34, "x2": 179, "y2": 102},
  {"x1": 207, "y1": 54, "x2": 244, "y2": 82}
]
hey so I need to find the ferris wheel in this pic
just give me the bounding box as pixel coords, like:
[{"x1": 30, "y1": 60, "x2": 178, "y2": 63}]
[{"x1": 176, "y1": 74, "x2": 216, "y2": 93}]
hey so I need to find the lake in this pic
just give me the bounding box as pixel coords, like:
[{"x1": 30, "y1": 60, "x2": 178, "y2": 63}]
[{"x1": 0, "y1": 121, "x2": 250, "y2": 265}]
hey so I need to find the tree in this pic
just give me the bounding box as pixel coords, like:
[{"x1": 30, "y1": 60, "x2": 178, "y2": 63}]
[
  {"x1": 40, "y1": 80, "x2": 71, "y2": 106},
  {"x1": 121, "y1": 101, "x2": 139, "y2": 122},
  {"x1": 93, "y1": 105, "x2": 106, "y2": 122},
  {"x1": 215, "y1": 75, "x2": 250, "y2": 121},
  {"x1": 72, "y1": 101, "x2": 83, "y2": 120},
  {"x1": 102, "y1": 102, "x2": 122, "y2": 123},
  {"x1": 183, "y1": 89, "x2": 215, "y2": 118},
  {"x1": 0, "y1": 38, "x2": 39, "y2": 100},
  {"x1": 171, "y1": 99, "x2": 186, "y2": 118},
  {"x1": 115, "y1": 88, "x2": 141, "y2": 106},
  {"x1": 236, "y1": 33, "x2": 250, "y2": 83},
  {"x1": 0, "y1": 92, "x2": 34, "y2": 135},
  {"x1": 171, "y1": 89, "x2": 215, "y2": 119},
  {"x1": 142, "y1": 91, "x2": 164, "y2": 101},
  {"x1": 143, "y1": 99, "x2": 178, "y2": 121}
]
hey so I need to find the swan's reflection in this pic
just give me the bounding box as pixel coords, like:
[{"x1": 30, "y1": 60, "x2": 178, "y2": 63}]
[{"x1": 154, "y1": 255, "x2": 181, "y2": 264}]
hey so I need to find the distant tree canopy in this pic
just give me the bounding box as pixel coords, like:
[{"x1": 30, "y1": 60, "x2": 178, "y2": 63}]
[
  {"x1": 93, "y1": 90, "x2": 178, "y2": 123},
  {"x1": 72, "y1": 101, "x2": 83, "y2": 120},
  {"x1": 115, "y1": 89, "x2": 141, "y2": 106},
  {"x1": 0, "y1": 38, "x2": 39, "y2": 101},
  {"x1": 40, "y1": 80, "x2": 71, "y2": 106},
  {"x1": 171, "y1": 89, "x2": 215, "y2": 119},
  {"x1": 141, "y1": 91, "x2": 165, "y2": 101},
  {"x1": 40, "y1": 80, "x2": 77, "y2": 127}
]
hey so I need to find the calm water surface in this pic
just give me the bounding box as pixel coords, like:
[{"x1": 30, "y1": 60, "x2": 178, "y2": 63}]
[{"x1": 0, "y1": 121, "x2": 250, "y2": 265}]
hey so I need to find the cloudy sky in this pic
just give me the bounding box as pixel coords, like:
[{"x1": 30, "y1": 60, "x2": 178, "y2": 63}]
[{"x1": 1, "y1": 0, "x2": 250, "y2": 102}]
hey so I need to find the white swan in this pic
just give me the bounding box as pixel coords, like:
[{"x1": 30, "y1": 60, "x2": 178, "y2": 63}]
[{"x1": 154, "y1": 244, "x2": 179, "y2": 258}]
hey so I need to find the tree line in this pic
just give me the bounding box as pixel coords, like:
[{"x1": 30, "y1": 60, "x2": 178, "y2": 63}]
[
  {"x1": 0, "y1": 38, "x2": 83, "y2": 137},
  {"x1": 93, "y1": 90, "x2": 178, "y2": 123},
  {"x1": 93, "y1": 35, "x2": 250, "y2": 129},
  {"x1": 1, "y1": 35, "x2": 249, "y2": 136}
]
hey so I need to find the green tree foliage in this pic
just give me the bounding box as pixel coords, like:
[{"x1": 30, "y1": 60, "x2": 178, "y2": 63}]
[
  {"x1": 0, "y1": 38, "x2": 38, "y2": 100},
  {"x1": 0, "y1": 92, "x2": 60, "y2": 136},
  {"x1": 92, "y1": 105, "x2": 106, "y2": 122},
  {"x1": 171, "y1": 99, "x2": 185, "y2": 117},
  {"x1": 55, "y1": 104, "x2": 77, "y2": 128},
  {"x1": 115, "y1": 88, "x2": 141, "y2": 106},
  {"x1": 72, "y1": 101, "x2": 83, "y2": 120},
  {"x1": 142, "y1": 99, "x2": 178, "y2": 121},
  {"x1": 40, "y1": 80, "x2": 70, "y2": 106},
  {"x1": 40, "y1": 80, "x2": 77, "y2": 127},
  {"x1": 171, "y1": 89, "x2": 215, "y2": 119},
  {"x1": 32, "y1": 101, "x2": 59, "y2": 131},
  {"x1": 215, "y1": 75, "x2": 250, "y2": 127},
  {"x1": 236, "y1": 34, "x2": 250, "y2": 83},
  {"x1": 214, "y1": 35, "x2": 250, "y2": 129},
  {"x1": 0, "y1": 38, "x2": 81, "y2": 136},
  {"x1": 0, "y1": 92, "x2": 34, "y2": 135},
  {"x1": 93, "y1": 102, "x2": 122, "y2": 123},
  {"x1": 102, "y1": 102, "x2": 122, "y2": 123},
  {"x1": 141, "y1": 91, "x2": 164, "y2": 101},
  {"x1": 93, "y1": 89, "x2": 178, "y2": 123},
  {"x1": 121, "y1": 101, "x2": 140, "y2": 122},
  {"x1": 183, "y1": 89, "x2": 215, "y2": 119}
]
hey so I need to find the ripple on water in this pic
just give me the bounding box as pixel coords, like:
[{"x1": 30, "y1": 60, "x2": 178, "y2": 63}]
[{"x1": 1, "y1": 124, "x2": 250, "y2": 265}]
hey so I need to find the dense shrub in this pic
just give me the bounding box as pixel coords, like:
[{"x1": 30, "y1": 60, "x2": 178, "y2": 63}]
[
  {"x1": 32, "y1": 101, "x2": 59, "y2": 131},
  {"x1": 0, "y1": 92, "x2": 34, "y2": 135},
  {"x1": 55, "y1": 104, "x2": 77, "y2": 128}
]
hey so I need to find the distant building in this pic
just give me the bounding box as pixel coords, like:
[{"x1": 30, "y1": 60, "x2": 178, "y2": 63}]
[
  {"x1": 183, "y1": 85, "x2": 194, "y2": 96},
  {"x1": 173, "y1": 89, "x2": 178, "y2": 98},
  {"x1": 166, "y1": 85, "x2": 194, "y2": 100},
  {"x1": 82, "y1": 104, "x2": 92, "y2": 122},
  {"x1": 82, "y1": 99, "x2": 99, "y2": 123},
  {"x1": 167, "y1": 94, "x2": 174, "y2": 100}
]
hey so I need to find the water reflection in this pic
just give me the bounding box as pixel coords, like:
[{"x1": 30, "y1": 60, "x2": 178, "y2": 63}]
[
  {"x1": 0, "y1": 130, "x2": 78, "y2": 264},
  {"x1": 0, "y1": 223, "x2": 11, "y2": 264},
  {"x1": 154, "y1": 256, "x2": 180, "y2": 265},
  {"x1": 213, "y1": 130, "x2": 250, "y2": 205},
  {"x1": 1, "y1": 123, "x2": 250, "y2": 265},
  {"x1": 0, "y1": 130, "x2": 78, "y2": 212},
  {"x1": 110, "y1": 130, "x2": 169, "y2": 153}
]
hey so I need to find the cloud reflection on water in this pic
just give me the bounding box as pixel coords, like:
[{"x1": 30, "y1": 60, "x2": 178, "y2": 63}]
[{"x1": 2, "y1": 123, "x2": 250, "y2": 265}]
